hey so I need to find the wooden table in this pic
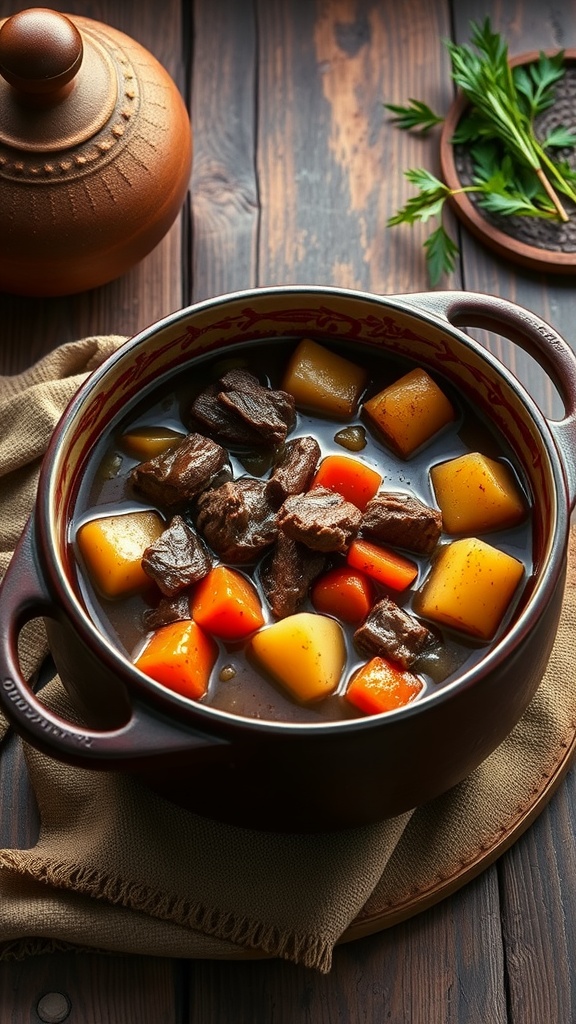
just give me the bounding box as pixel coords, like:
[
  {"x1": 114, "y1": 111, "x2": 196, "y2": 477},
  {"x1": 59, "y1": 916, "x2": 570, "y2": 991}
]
[{"x1": 2, "y1": 0, "x2": 576, "y2": 1020}]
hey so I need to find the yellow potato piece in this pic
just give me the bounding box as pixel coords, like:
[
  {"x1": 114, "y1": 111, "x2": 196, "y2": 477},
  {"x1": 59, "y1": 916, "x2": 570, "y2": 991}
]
[
  {"x1": 363, "y1": 367, "x2": 455, "y2": 457},
  {"x1": 416, "y1": 537, "x2": 524, "y2": 641},
  {"x1": 249, "y1": 612, "x2": 346, "y2": 703},
  {"x1": 282, "y1": 338, "x2": 368, "y2": 420},
  {"x1": 120, "y1": 426, "x2": 185, "y2": 460},
  {"x1": 77, "y1": 510, "x2": 164, "y2": 598},
  {"x1": 431, "y1": 452, "x2": 526, "y2": 535}
]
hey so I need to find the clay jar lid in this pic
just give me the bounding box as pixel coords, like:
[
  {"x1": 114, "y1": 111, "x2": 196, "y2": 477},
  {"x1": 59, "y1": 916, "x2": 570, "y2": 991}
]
[{"x1": 0, "y1": 8, "x2": 192, "y2": 296}]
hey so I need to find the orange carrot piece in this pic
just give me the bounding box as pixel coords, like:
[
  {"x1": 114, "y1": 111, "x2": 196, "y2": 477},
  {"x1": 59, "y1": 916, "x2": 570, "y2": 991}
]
[
  {"x1": 135, "y1": 620, "x2": 217, "y2": 700},
  {"x1": 311, "y1": 566, "x2": 373, "y2": 623},
  {"x1": 347, "y1": 538, "x2": 418, "y2": 591},
  {"x1": 311, "y1": 454, "x2": 382, "y2": 511},
  {"x1": 191, "y1": 565, "x2": 265, "y2": 641},
  {"x1": 346, "y1": 656, "x2": 423, "y2": 715}
]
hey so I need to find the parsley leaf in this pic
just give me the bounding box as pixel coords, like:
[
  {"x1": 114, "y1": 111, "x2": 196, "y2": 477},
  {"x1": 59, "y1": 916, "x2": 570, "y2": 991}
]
[
  {"x1": 513, "y1": 52, "x2": 565, "y2": 121},
  {"x1": 385, "y1": 18, "x2": 576, "y2": 285},
  {"x1": 542, "y1": 125, "x2": 576, "y2": 149},
  {"x1": 424, "y1": 227, "x2": 459, "y2": 286},
  {"x1": 384, "y1": 100, "x2": 444, "y2": 132}
]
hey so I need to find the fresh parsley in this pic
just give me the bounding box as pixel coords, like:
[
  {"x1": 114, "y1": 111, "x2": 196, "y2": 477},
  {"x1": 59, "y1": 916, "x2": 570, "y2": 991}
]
[
  {"x1": 385, "y1": 19, "x2": 576, "y2": 285},
  {"x1": 386, "y1": 99, "x2": 444, "y2": 133}
]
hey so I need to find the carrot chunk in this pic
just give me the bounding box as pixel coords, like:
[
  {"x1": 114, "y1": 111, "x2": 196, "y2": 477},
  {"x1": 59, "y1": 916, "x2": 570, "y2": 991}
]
[
  {"x1": 135, "y1": 620, "x2": 217, "y2": 700},
  {"x1": 346, "y1": 656, "x2": 423, "y2": 715},
  {"x1": 347, "y1": 538, "x2": 418, "y2": 590},
  {"x1": 311, "y1": 566, "x2": 373, "y2": 623},
  {"x1": 191, "y1": 565, "x2": 265, "y2": 641},
  {"x1": 311, "y1": 454, "x2": 382, "y2": 511}
]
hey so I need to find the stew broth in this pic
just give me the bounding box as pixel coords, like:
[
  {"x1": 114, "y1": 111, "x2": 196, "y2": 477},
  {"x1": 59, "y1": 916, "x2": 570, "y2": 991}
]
[{"x1": 71, "y1": 337, "x2": 533, "y2": 724}]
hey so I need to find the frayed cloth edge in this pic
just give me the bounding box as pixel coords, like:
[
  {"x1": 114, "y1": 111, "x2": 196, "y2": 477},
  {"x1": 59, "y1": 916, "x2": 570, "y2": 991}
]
[
  {"x1": 0, "y1": 852, "x2": 334, "y2": 973},
  {"x1": 0, "y1": 937, "x2": 111, "y2": 961}
]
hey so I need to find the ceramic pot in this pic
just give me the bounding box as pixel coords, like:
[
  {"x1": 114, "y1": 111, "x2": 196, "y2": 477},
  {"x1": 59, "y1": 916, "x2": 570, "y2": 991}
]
[
  {"x1": 1, "y1": 287, "x2": 575, "y2": 831},
  {"x1": 0, "y1": 8, "x2": 192, "y2": 296}
]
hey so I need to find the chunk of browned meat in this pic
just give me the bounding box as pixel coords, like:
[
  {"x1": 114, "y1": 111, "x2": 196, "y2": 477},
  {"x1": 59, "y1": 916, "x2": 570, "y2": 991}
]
[
  {"x1": 190, "y1": 383, "x2": 261, "y2": 447},
  {"x1": 143, "y1": 593, "x2": 192, "y2": 631},
  {"x1": 277, "y1": 486, "x2": 361, "y2": 553},
  {"x1": 130, "y1": 432, "x2": 229, "y2": 508},
  {"x1": 361, "y1": 492, "x2": 442, "y2": 555},
  {"x1": 260, "y1": 533, "x2": 326, "y2": 618},
  {"x1": 354, "y1": 596, "x2": 433, "y2": 668},
  {"x1": 265, "y1": 436, "x2": 321, "y2": 507},
  {"x1": 190, "y1": 369, "x2": 295, "y2": 448},
  {"x1": 195, "y1": 477, "x2": 278, "y2": 562},
  {"x1": 142, "y1": 515, "x2": 213, "y2": 596}
]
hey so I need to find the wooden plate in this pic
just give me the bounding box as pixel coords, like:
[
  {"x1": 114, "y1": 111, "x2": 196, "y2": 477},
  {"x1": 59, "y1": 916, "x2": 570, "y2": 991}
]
[
  {"x1": 341, "y1": 703, "x2": 576, "y2": 942},
  {"x1": 439, "y1": 50, "x2": 576, "y2": 274}
]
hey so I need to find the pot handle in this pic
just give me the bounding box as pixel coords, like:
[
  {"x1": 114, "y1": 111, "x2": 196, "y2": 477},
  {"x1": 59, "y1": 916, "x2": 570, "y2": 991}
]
[
  {"x1": 0, "y1": 517, "x2": 229, "y2": 768},
  {"x1": 396, "y1": 290, "x2": 576, "y2": 507}
]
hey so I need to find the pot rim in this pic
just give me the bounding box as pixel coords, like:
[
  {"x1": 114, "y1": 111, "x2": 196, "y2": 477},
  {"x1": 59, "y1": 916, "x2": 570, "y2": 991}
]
[{"x1": 36, "y1": 285, "x2": 570, "y2": 735}]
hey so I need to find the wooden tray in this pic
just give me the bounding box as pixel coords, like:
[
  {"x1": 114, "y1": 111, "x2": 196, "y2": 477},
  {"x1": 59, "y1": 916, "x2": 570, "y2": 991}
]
[{"x1": 342, "y1": 709, "x2": 576, "y2": 942}]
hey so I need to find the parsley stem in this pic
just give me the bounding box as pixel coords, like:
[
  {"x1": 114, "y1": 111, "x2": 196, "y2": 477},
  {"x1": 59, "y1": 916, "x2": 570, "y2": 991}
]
[{"x1": 535, "y1": 167, "x2": 569, "y2": 222}]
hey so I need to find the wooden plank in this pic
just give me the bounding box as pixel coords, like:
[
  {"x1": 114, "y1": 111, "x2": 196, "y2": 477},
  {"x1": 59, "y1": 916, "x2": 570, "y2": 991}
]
[
  {"x1": 499, "y1": 782, "x2": 576, "y2": 1023},
  {"x1": 0, "y1": 954, "x2": 181, "y2": 1024},
  {"x1": 190, "y1": 0, "x2": 259, "y2": 301},
  {"x1": 450, "y1": 3, "x2": 576, "y2": 1023},
  {"x1": 183, "y1": 874, "x2": 506, "y2": 1023},
  {"x1": 256, "y1": 0, "x2": 460, "y2": 294}
]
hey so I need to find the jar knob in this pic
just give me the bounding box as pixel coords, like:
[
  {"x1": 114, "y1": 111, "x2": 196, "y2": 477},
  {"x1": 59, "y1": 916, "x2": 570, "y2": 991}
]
[{"x1": 0, "y1": 7, "x2": 83, "y2": 102}]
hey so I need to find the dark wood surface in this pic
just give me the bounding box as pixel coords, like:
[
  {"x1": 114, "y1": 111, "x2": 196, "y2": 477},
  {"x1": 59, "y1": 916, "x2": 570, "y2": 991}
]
[{"x1": 1, "y1": 0, "x2": 576, "y2": 1020}]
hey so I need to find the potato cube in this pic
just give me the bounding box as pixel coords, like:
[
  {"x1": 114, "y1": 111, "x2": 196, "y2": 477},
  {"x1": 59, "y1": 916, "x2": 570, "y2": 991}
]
[
  {"x1": 282, "y1": 338, "x2": 368, "y2": 419},
  {"x1": 77, "y1": 510, "x2": 164, "y2": 598},
  {"x1": 363, "y1": 367, "x2": 455, "y2": 457},
  {"x1": 431, "y1": 452, "x2": 526, "y2": 535},
  {"x1": 120, "y1": 426, "x2": 185, "y2": 460},
  {"x1": 416, "y1": 537, "x2": 524, "y2": 640},
  {"x1": 249, "y1": 612, "x2": 346, "y2": 702}
]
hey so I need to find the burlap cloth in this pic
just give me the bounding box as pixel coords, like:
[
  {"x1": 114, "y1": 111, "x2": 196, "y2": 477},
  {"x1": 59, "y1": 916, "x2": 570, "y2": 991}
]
[{"x1": 0, "y1": 337, "x2": 574, "y2": 973}]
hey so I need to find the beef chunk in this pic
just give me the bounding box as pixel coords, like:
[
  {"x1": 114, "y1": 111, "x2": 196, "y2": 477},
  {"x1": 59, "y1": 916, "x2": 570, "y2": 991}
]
[
  {"x1": 265, "y1": 436, "x2": 321, "y2": 507},
  {"x1": 354, "y1": 596, "x2": 433, "y2": 668},
  {"x1": 190, "y1": 383, "x2": 261, "y2": 447},
  {"x1": 143, "y1": 593, "x2": 192, "y2": 631},
  {"x1": 277, "y1": 486, "x2": 361, "y2": 553},
  {"x1": 130, "y1": 432, "x2": 229, "y2": 508},
  {"x1": 195, "y1": 477, "x2": 278, "y2": 562},
  {"x1": 142, "y1": 515, "x2": 213, "y2": 596},
  {"x1": 260, "y1": 533, "x2": 325, "y2": 618},
  {"x1": 361, "y1": 492, "x2": 442, "y2": 555},
  {"x1": 190, "y1": 369, "x2": 295, "y2": 448}
]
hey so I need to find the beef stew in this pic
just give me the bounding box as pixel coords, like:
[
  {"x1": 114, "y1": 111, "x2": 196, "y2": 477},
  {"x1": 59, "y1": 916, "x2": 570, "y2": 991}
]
[{"x1": 72, "y1": 336, "x2": 532, "y2": 724}]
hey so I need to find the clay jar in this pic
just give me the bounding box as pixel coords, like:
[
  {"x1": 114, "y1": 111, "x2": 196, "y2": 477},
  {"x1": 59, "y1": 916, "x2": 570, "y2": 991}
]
[{"x1": 0, "y1": 8, "x2": 192, "y2": 296}]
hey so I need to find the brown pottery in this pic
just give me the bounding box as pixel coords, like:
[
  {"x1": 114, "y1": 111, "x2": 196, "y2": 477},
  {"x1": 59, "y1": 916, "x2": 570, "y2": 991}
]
[
  {"x1": 0, "y1": 8, "x2": 192, "y2": 295},
  {"x1": 0, "y1": 287, "x2": 575, "y2": 831}
]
